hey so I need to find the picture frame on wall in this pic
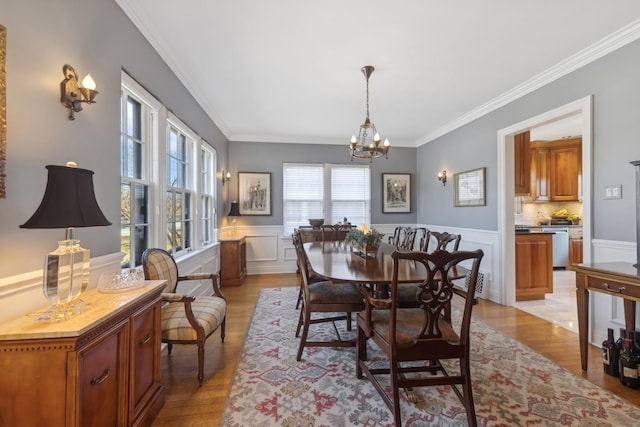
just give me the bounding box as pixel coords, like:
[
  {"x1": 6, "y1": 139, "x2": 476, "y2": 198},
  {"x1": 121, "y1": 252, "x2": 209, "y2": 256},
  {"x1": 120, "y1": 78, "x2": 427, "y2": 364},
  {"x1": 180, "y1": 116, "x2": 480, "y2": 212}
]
[
  {"x1": 454, "y1": 167, "x2": 486, "y2": 207},
  {"x1": 238, "y1": 172, "x2": 271, "y2": 215},
  {"x1": 382, "y1": 173, "x2": 410, "y2": 213}
]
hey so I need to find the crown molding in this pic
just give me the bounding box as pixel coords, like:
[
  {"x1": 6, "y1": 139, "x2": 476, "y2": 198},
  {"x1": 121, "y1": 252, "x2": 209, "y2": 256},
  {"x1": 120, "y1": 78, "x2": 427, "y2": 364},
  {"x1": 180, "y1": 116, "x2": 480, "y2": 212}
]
[{"x1": 417, "y1": 18, "x2": 640, "y2": 147}]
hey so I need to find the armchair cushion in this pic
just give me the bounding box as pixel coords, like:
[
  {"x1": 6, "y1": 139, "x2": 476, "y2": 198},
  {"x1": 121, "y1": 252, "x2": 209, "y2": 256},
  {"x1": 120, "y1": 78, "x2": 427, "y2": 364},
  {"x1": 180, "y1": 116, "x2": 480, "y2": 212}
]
[{"x1": 162, "y1": 296, "x2": 226, "y2": 341}]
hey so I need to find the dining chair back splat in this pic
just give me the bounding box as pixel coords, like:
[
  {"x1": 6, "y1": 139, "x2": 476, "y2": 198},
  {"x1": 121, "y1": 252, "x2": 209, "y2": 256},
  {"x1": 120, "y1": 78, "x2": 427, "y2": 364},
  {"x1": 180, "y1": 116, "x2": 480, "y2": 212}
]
[
  {"x1": 293, "y1": 232, "x2": 365, "y2": 361},
  {"x1": 422, "y1": 231, "x2": 461, "y2": 253},
  {"x1": 356, "y1": 248, "x2": 484, "y2": 427},
  {"x1": 142, "y1": 248, "x2": 227, "y2": 386}
]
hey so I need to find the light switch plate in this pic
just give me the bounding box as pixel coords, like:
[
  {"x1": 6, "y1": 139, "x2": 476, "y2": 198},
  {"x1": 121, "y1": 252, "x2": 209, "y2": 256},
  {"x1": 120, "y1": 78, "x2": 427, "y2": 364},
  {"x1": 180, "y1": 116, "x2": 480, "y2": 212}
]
[{"x1": 604, "y1": 185, "x2": 622, "y2": 199}]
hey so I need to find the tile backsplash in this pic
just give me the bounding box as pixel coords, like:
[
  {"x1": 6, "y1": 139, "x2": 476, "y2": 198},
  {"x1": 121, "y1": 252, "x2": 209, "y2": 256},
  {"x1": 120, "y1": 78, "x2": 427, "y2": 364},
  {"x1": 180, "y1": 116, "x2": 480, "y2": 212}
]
[{"x1": 515, "y1": 198, "x2": 583, "y2": 225}]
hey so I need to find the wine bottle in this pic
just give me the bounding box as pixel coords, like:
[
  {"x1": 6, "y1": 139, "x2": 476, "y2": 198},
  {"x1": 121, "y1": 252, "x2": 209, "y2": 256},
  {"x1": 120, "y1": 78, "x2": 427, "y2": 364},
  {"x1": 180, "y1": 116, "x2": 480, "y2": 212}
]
[
  {"x1": 619, "y1": 338, "x2": 640, "y2": 388},
  {"x1": 602, "y1": 328, "x2": 619, "y2": 376},
  {"x1": 616, "y1": 328, "x2": 626, "y2": 353}
]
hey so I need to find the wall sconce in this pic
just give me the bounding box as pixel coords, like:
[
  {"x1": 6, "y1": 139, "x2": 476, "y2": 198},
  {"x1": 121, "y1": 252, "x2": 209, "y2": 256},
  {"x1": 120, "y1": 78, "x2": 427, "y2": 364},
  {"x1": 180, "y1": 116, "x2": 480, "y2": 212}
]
[
  {"x1": 222, "y1": 170, "x2": 231, "y2": 185},
  {"x1": 60, "y1": 64, "x2": 98, "y2": 120},
  {"x1": 438, "y1": 170, "x2": 447, "y2": 186}
]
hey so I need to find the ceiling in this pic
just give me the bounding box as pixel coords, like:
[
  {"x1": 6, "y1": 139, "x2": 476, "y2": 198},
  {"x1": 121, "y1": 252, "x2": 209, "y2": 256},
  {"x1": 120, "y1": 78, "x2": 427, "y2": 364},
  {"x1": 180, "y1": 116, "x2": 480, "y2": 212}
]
[{"x1": 115, "y1": 1, "x2": 640, "y2": 148}]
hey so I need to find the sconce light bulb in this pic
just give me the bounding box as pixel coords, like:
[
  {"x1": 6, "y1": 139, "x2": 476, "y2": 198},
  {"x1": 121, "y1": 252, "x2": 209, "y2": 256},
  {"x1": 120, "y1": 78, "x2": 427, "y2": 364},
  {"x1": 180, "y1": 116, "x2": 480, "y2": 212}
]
[
  {"x1": 81, "y1": 74, "x2": 96, "y2": 90},
  {"x1": 226, "y1": 171, "x2": 231, "y2": 179}
]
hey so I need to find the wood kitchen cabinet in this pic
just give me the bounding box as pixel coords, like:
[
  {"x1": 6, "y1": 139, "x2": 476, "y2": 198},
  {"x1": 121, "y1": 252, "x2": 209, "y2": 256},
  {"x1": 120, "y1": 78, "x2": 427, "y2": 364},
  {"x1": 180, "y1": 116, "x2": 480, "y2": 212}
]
[
  {"x1": 569, "y1": 227, "x2": 584, "y2": 266},
  {"x1": 514, "y1": 131, "x2": 531, "y2": 195},
  {"x1": 530, "y1": 138, "x2": 581, "y2": 202},
  {"x1": 219, "y1": 235, "x2": 247, "y2": 286},
  {"x1": 0, "y1": 282, "x2": 166, "y2": 427},
  {"x1": 515, "y1": 233, "x2": 554, "y2": 300}
]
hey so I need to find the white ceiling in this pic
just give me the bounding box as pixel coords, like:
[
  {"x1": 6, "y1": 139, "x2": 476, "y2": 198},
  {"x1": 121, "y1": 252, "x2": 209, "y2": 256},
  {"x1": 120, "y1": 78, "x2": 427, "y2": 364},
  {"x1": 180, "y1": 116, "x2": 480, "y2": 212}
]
[{"x1": 115, "y1": 1, "x2": 640, "y2": 147}]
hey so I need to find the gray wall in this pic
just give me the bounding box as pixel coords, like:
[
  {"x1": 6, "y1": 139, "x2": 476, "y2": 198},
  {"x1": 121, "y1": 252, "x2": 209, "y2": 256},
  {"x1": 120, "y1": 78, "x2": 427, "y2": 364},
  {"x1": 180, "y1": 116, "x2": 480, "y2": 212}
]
[
  {"x1": 0, "y1": 0, "x2": 228, "y2": 277},
  {"x1": 417, "y1": 39, "x2": 640, "y2": 242},
  {"x1": 228, "y1": 142, "x2": 417, "y2": 226}
]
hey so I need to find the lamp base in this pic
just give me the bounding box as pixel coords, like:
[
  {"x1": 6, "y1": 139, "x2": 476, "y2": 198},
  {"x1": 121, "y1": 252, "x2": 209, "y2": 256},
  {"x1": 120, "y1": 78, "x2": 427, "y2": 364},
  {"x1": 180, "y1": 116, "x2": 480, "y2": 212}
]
[{"x1": 39, "y1": 238, "x2": 90, "y2": 321}]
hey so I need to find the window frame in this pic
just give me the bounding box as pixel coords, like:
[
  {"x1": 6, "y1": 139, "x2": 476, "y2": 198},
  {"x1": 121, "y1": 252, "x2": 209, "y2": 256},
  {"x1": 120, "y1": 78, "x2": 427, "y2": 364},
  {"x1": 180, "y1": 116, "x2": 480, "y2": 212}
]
[{"x1": 283, "y1": 162, "x2": 370, "y2": 235}]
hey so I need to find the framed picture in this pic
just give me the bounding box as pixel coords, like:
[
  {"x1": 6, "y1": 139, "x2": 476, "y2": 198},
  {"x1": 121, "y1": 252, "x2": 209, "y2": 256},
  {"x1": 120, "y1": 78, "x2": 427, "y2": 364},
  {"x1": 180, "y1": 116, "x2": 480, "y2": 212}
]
[
  {"x1": 238, "y1": 172, "x2": 271, "y2": 215},
  {"x1": 454, "y1": 167, "x2": 486, "y2": 207},
  {"x1": 382, "y1": 173, "x2": 410, "y2": 213}
]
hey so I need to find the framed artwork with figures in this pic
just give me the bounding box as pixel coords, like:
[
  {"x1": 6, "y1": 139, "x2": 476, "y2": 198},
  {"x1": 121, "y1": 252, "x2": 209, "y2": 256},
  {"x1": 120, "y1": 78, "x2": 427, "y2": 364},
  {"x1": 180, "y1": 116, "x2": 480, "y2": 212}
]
[
  {"x1": 382, "y1": 173, "x2": 410, "y2": 213},
  {"x1": 238, "y1": 172, "x2": 271, "y2": 215}
]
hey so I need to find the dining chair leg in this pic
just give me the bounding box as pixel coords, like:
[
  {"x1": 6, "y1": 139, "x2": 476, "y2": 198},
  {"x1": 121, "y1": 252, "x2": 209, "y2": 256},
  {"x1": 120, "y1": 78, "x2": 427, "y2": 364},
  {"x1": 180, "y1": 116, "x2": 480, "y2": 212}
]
[
  {"x1": 296, "y1": 309, "x2": 312, "y2": 361},
  {"x1": 295, "y1": 304, "x2": 304, "y2": 337},
  {"x1": 356, "y1": 327, "x2": 366, "y2": 378},
  {"x1": 390, "y1": 361, "x2": 402, "y2": 426},
  {"x1": 462, "y1": 358, "x2": 478, "y2": 427},
  {"x1": 220, "y1": 318, "x2": 226, "y2": 343},
  {"x1": 167, "y1": 342, "x2": 173, "y2": 355},
  {"x1": 346, "y1": 312, "x2": 352, "y2": 331}
]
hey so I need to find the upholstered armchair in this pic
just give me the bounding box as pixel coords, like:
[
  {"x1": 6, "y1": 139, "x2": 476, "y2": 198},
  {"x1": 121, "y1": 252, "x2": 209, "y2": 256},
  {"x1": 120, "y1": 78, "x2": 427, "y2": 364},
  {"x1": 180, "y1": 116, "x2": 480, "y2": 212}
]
[{"x1": 142, "y1": 248, "x2": 227, "y2": 386}]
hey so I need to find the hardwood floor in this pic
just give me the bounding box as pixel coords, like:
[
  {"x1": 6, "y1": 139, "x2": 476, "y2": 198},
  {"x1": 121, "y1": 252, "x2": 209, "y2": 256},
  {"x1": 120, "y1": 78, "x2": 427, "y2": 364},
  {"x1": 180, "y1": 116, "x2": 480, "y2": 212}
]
[{"x1": 152, "y1": 273, "x2": 640, "y2": 426}]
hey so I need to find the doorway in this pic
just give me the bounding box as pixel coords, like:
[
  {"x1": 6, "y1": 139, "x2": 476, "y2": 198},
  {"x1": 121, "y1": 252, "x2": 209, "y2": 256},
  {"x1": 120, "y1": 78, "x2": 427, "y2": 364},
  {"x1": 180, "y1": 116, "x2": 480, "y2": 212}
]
[{"x1": 497, "y1": 96, "x2": 593, "y2": 317}]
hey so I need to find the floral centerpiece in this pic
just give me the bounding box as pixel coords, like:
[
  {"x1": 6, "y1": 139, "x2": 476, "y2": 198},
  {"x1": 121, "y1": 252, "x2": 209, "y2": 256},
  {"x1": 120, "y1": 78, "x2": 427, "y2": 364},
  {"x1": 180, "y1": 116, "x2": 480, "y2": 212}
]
[{"x1": 345, "y1": 224, "x2": 384, "y2": 257}]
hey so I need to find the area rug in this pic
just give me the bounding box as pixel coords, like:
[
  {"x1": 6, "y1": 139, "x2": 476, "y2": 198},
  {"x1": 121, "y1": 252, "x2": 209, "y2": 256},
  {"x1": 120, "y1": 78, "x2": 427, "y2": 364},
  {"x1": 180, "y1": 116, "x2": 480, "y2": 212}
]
[{"x1": 221, "y1": 287, "x2": 640, "y2": 426}]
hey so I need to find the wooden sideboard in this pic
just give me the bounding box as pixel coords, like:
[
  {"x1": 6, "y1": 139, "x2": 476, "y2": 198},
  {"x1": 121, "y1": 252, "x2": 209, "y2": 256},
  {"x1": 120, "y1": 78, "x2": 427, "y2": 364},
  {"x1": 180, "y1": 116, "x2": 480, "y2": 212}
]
[
  {"x1": 574, "y1": 262, "x2": 640, "y2": 371},
  {"x1": 0, "y1": 281, "x2": 166, "y2": 426},
  {"x1": 219, "y1": 234, "x2": 247, "y2": 286}
]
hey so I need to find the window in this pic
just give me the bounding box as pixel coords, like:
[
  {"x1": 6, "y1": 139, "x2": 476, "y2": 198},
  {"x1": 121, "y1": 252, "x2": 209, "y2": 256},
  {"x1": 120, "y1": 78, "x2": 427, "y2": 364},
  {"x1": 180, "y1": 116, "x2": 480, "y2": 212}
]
[
  {"x1": 120, "y1": 82, "x2": 155, "y2": 268},
  {"x1": 200, "y1": 145, "x2": 215, "y2": 245},
  {"x1": 120, "y1": 71, "x2": 217, "y2": 266},
  {"x1": 283, "y1": 163, "x2": 370, "y2": 235},
  {"x1": 166, "y1": 122, "x2": 194, "y2": 254}
]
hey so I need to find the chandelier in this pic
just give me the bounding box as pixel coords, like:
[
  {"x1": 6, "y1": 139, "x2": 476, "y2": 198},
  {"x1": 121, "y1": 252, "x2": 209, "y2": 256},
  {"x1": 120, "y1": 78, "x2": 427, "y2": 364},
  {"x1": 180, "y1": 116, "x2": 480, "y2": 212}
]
[{"x1": 349, "y1": 65, "x2": 390, "y2": 161}]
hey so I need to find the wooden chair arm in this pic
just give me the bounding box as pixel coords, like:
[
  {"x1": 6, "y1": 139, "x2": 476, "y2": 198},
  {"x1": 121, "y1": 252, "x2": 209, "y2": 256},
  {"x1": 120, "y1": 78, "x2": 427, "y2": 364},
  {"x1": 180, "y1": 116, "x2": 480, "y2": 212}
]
[
  {"x1": 161, "y1": 292, "x2": 194, "y2": 303},
  {"x1": 160, "y1": 293, "x2": 203, "y2": 335}
]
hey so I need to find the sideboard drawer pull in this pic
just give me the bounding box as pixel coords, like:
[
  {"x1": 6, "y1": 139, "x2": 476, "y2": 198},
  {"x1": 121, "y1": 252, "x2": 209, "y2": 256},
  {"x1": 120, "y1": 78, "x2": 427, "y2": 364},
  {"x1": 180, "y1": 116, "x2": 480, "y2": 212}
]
[
  {"x1": 90, "y1": 367, "x2": 111, "y2": 386},
  {"x1": 604, "y1": 283, "x2": 625, "y2": 293},
  {"x1": 138, "y1": 333, "x2": 152, "y2": 345}
]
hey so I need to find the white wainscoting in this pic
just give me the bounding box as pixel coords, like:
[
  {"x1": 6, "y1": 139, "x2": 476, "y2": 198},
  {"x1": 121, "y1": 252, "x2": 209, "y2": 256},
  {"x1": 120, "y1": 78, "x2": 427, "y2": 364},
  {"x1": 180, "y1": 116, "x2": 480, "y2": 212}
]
[{"x1": 0, "y1": 245, "x2": 220, "y2": 323}]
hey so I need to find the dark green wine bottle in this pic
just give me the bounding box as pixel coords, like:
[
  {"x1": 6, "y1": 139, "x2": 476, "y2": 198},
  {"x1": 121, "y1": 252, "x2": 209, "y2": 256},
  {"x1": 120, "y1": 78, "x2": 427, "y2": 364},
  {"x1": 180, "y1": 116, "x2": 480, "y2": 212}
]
[
  {"x1": 602, "y1": 328, "x2": 619, "y2": 376},
  {"x1": 619, "y1": 338, "x2": 640, "y2": 388}
]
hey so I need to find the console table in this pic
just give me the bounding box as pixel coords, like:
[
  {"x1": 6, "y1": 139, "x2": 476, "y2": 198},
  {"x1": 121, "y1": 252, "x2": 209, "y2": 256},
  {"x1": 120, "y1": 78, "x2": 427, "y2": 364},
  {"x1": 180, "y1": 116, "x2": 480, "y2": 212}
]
[
  {"x1": 0, "y1": 281, "x2": 166, "y2": 426},
  {"x1": 574, "y1": 262, "x2": 640, "y2": 371}
]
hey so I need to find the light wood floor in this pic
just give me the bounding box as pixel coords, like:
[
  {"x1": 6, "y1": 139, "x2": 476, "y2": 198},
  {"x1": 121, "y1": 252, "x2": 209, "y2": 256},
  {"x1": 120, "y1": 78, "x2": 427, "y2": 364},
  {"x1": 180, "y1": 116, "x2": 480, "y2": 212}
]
[{"x1": 152, "y1": 273, "x2": 640, "y2": 426}]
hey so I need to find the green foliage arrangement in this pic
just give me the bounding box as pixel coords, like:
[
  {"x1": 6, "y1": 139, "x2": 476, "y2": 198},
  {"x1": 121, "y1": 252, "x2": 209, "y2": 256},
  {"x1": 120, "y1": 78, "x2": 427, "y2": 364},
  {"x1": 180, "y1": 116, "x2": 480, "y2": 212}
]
[{"x1": 344, "y1": 228, "x2": 384, "y2": 250}]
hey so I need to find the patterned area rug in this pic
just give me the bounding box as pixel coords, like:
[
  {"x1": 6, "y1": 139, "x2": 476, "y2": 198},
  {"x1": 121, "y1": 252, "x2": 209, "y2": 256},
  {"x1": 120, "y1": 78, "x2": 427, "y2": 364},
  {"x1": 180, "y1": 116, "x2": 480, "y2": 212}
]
[{"x1": 221, "y1": 288, "x2": 640, "y2": 426}]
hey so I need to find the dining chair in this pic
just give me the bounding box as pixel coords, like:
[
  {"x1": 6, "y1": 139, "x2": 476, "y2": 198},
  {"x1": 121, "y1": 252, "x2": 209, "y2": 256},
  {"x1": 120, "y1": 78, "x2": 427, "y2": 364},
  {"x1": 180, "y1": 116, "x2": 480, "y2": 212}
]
[
  {"x1": 387, "y1": 226, "x2": 410, "y2": 247},
  {"x1": 356, "y1": 248, "x2": 484, "y2": 427},
  {"x1": 293, "y1": 232, "x2": 365, "y2": 361},
  {"x1": 142, "y1": 248, "x2": 227, "y2": 386},
  {"x1": 422, "y1": 231, "x2": 462, "y2": 252},
  {"x1": 294, "y1": 228, "x2": 320, "y2": 309},
  {"x1": 320, "y1": 223, "x2": 352, "y2": 245}
]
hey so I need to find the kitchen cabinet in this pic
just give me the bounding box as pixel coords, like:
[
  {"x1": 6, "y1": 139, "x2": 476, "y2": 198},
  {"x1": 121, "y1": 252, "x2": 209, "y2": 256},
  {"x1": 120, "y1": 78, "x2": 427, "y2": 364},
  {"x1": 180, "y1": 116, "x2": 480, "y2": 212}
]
[
  {"x1": 569, "y1": 227, "x2": 584, "y2": 266},
  {"x1": 514, "y1": 131, "x2": 531, "y2": 195},
  {"x1": 515, "y1": 232, "x2": 554, "y2": 300},
  {"x1": 219, "y1": 235, "x2": 247, "y2": 286},
  {"x1": 530, "y1": 138, "x2": 581, "y2": 202},
  {"x1": 0, "y1": 281, "x2": 166, "y2": 427}
]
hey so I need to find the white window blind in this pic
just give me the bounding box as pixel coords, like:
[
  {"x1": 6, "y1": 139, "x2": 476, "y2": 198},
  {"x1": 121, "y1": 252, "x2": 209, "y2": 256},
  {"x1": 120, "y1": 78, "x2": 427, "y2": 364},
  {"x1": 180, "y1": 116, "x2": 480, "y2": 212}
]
[
  {"x1": 330, "y1": 165, "x2": 370, "y2": 226},
  {"x1": 283, "y1": 164, "x2": 324, "y2": 235},
  {"x1": 283, "y1": 163, "x2": 370, "y2": 236}
]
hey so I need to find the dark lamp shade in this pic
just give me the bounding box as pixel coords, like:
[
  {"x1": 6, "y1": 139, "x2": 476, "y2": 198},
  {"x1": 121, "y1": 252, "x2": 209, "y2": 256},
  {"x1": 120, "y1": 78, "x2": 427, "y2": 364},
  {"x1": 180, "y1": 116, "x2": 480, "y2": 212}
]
[
  {"x1": 20, "y1": 165, "x2": 111, "y2": 229},
  {"x1": 228, "y1": 201, "x2": 241, "y2": 217}
]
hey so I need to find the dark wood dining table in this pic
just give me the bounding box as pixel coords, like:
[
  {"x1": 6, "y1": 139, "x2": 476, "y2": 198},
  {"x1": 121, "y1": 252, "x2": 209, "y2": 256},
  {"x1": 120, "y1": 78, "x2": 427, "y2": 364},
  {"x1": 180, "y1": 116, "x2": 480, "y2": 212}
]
[
  {"x1": 303, "y1": 241, "x2": 427, "y2": 285},
  {"x1": 303, "y1": 241, "x2": 471, "y2": 299}
]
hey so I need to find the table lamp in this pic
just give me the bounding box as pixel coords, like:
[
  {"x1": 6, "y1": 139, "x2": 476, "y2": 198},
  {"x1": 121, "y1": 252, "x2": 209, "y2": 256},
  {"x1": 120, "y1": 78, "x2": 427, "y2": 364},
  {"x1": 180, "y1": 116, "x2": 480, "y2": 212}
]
[
  {"x1": 228, "y1": 201, "x2": 241, "y2": 234},
  {"x1": 20, "y1": 162, "x2": 111, "y2": 320}
]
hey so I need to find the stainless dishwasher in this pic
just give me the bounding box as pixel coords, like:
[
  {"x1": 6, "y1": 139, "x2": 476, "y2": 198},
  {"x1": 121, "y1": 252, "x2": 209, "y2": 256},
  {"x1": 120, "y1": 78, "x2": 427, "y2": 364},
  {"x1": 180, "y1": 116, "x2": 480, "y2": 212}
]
[{"x1": 541, "y1": 227, "x2": 569, "y2": 268}]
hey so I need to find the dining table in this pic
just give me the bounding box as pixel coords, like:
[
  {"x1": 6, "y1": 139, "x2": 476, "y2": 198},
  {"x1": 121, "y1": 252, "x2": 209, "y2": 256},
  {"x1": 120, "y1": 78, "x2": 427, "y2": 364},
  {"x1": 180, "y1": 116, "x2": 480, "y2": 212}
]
[{"x1": 303, "y1": 241, "x2": 470, "y2": 298}]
